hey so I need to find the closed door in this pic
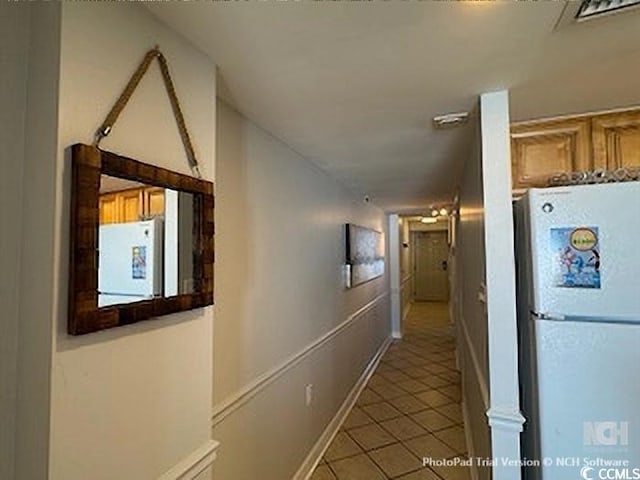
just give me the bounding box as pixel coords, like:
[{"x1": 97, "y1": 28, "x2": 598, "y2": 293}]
[{"x1": 414, "y1": 231, "x2": 449, "y2": 302}]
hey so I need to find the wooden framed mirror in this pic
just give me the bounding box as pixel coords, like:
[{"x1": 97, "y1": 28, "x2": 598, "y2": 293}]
[{"x1": 68, "y1": 144, "x2": 214, "y2": 335}]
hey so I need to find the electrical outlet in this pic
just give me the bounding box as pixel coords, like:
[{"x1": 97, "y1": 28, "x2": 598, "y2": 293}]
[{"x1": 305, "y1": 384, "x2": 313, "y2": 407}]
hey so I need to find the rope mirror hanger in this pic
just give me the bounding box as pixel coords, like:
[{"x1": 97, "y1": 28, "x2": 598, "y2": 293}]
[{"x1": 93, "y1": 46, "x2": 202, "y2": 178}]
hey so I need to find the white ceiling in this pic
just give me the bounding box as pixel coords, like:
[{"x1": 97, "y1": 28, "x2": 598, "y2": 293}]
[{"x1": 146, "y1": 2, "x2": 640, "y2": 213}]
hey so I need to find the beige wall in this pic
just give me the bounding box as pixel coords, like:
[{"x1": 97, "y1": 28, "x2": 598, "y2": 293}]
[
  {"x1": 13, "y1": 4, "x2": 61, "y2": 479},
  {"x1": 454, "y1": 111, "x2": 491, "y2": 480},
  {"x1": 47, "y1": 4, "x2": 216, "y2": 479},
  {"x1": 0, "y1": 4, "x2": 30, "y2": 479},
  {"x1": 213, "y1": 101, "x2": 390, "y2": 480}
]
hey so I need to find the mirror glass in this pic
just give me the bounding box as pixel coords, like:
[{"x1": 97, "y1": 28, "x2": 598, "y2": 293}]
[{"x1": 98, "y1": 174, "x2": 194, "y2": 307}]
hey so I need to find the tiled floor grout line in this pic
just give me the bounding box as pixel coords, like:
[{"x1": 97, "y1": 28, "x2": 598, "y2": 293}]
[
  {"x1": 312, "y1": 302, "x2": 470, "y2": 480},
  {"x1": 329, "y1": 406, "x2": 461, "y2": 464},
  {"x1": 332, "y1": 397, "x2": 464, "y2": 468}
]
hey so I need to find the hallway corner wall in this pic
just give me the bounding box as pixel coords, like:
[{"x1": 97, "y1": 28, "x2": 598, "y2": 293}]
[
  {"x1": 48, "y1": 4, "x2": 217, "y2": 479},
  {"x1": 213, "y1": 100, "x2": 391, "y2": 480},
  {"x1": 0, "y1": 4, "x2": 30, "y2": 478},
  {"x1": 455, "y1": 108, "x2": 492, "y2": 480},
  {"x1": 13, "y1": 4, "x2": 62, "y2": 479}
]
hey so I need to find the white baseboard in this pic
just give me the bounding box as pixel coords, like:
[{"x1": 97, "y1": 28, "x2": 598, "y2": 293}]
[
  {"x1": 292, "y1": 336, "x2": 393, "y2": 480},
  {"x1": 157, "y1": 440, "x2": 220, "y2": 480}
]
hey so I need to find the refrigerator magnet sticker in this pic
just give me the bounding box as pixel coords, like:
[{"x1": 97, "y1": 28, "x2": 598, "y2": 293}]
[
  {"x1": 551, "y1": 227, "x2": 600, "y2": 289},
  {"x1": 132, "y1": 246, "x2": 147, "y2": 280}
]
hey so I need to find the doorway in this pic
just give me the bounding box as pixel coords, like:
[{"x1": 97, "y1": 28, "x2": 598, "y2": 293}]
[{"x1": 414, "y1": 230, "x2": 449, "y2": 302}]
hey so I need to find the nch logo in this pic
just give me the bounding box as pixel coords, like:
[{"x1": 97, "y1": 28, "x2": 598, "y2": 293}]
[{"x1": 584, "y1": 422, "x2": 629, "y2": 446}]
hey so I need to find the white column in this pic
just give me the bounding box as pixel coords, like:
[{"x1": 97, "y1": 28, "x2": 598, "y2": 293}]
[
  {"x1": 480, "y1": 90, "x2": 525, "y2": 480},
  {"x1": 388, "y1": 214, "x2": 402, "y2": 339}
]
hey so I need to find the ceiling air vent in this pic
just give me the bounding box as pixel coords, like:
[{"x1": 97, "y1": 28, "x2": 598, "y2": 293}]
[
  {"x1": 576, "y1": 0, "x2": 640, "y2": 19},
  {"x1": 555, "y1": 0, "x2": 640, "y2": 28},
  {"x1": 432, "y1": 112, "x2": 469, "y2": 130}
]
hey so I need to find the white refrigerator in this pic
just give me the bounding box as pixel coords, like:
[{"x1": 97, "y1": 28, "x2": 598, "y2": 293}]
[
  {"x1": 515, "y1": 182, "x2": 640, "y2": 480},
  {"x1": 98, "y1": 218, "x2": 163, "y2": 307}
]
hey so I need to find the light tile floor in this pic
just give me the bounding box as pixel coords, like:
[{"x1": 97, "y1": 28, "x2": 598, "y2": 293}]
[{"x1": 310, "y1": 302, "x2": 471, "y2": 480}]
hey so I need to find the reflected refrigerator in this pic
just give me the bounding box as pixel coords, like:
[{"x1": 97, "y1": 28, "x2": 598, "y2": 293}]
[
  {"x1": 514, "y1": 182, "x2": 640, "y2": 480},
  {"x1": 98, "y1": 218, "x2": 163, "y2": 307}
]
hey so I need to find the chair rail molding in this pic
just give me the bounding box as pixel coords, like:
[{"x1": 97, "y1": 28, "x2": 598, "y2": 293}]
[
  {"x1": 212, "y1": 291, "x2": 390, "y2": 425},
  {"x1": 157, "y1": 440, "x2": 220, "y2": 480},
  {"x1": 487, "y1": 408, "x2": 526, "y2": 432}
]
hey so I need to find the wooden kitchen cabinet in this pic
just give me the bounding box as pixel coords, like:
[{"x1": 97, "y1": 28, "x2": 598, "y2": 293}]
[
  {"x1": 510, "y1": 117, "x2": 592, "y2": 192},
  {"x1": 592, "y1": 110, "x2": 640, "y2": 170},
  {"x1": 144, "y1": 187, "x2": 166, "y2": 217},
  {"x1": 119, "y1": 189, "x2": 144, "y2": 223},
  {"x1": 99, "y1": 193, "x2": 119, "y2": 225},
  {"x1": 99, "y1": 187, "x2": 164, "y2": 224},
  {"x1": 510, "y1": 106, "x2": 640, "y2": 193}
]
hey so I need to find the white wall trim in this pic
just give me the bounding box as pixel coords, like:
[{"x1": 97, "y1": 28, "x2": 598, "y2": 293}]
[
  {"x1": 293, "y1": 336, "x2": 393, "y2": 480},
  {"x1": 157, "y1": 440, "x2": 220, "y2": 480},
  {"x1": 461, "y1": 401, "x2": 480, "y2": 480},
  {"x1": 212, "y1": 291, "x2": 390, "y2": 425},
  {"x1": 458, "y1": 316, "x2": 489, "y2": 410},
  {"x1": 486, "y1": 408, "x2": 525, "y2": 433}
]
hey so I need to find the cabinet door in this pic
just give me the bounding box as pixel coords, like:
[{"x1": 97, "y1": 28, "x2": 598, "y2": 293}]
[
  {"x1": 592, "y1": 110, "x2": 640, "y2": 170},
  {"x1": 144, "y1": 187, "x2": 165, "y2": 217},
  {"x1": 99, "y1": 193, "x2": 118, "y2": 225},
  {"x1": 510, "y1": 118, "x2": 591, "y2": 191},
  {"x1": 119, "y1": 189, "x2": 143, "y2": 223}
]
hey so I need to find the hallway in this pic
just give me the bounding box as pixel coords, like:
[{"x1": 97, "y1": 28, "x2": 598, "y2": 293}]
[{"x1": 311, "y1": 302, "x2": 470, "y2": 480}]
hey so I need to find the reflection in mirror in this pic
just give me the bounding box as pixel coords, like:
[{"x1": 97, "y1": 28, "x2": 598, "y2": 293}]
[
  {"x1": 68, "y1": 144, "x2": 214, "y2": 335},
  {"x1": 98, "y1": 175, "x2": 194, "y2": 307}
]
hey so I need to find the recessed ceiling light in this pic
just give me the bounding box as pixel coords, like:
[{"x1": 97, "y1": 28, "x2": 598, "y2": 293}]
[
  {"x1": 420, "y1": 217, "x2": 438, "y2": 224},
  {"x1": 431, "y1": 209, "x2": 439, "y2": 217},
  {"x1": 439, "y1": 208, "x2": 449, "y2": 216},
  {"x1": 432, "y1": 112, "x2": 469, "y2": 129}
]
